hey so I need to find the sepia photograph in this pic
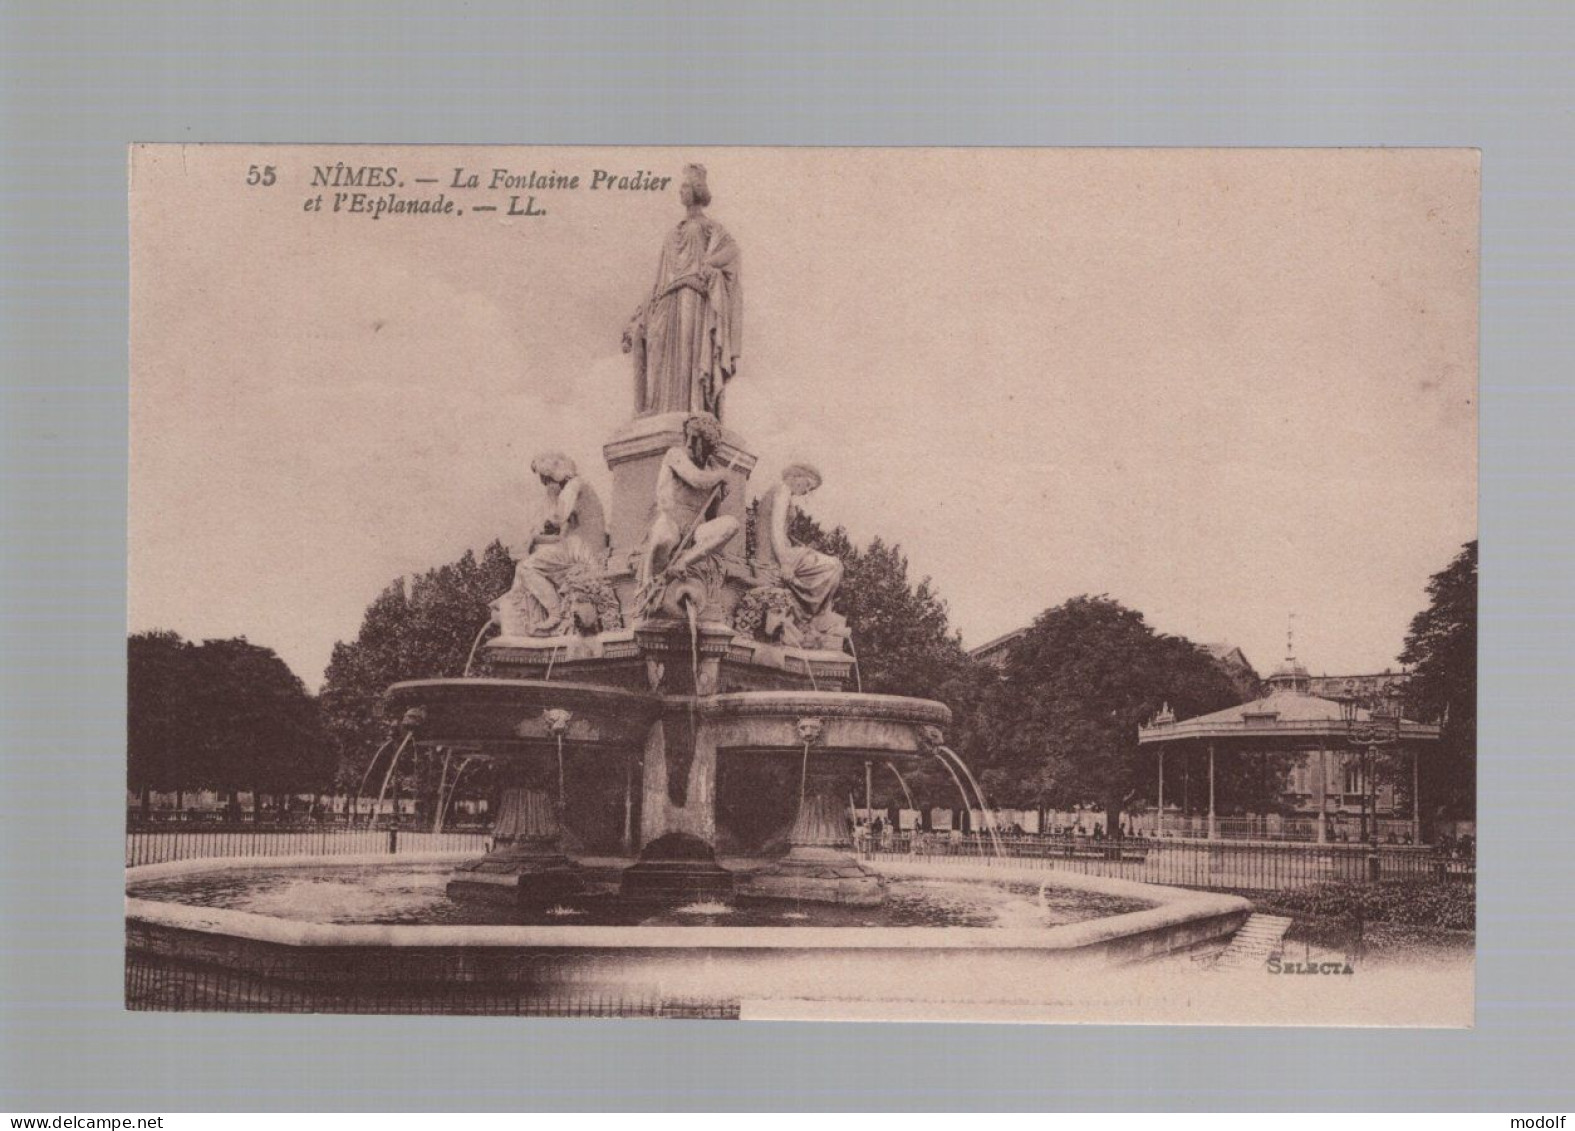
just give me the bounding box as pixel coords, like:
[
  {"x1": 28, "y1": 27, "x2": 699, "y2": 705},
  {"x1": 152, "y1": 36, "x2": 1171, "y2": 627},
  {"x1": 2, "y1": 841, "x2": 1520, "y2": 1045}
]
[{"x1": 124, "y1": 145, "x2": 1478, "y2": 1025}]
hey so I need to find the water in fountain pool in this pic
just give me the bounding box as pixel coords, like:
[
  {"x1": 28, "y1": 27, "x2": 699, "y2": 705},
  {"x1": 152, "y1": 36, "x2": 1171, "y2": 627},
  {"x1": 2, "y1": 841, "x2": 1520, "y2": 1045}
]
[{"x1": 129, "y1": 863, "x2": 1151, "y2": 929}]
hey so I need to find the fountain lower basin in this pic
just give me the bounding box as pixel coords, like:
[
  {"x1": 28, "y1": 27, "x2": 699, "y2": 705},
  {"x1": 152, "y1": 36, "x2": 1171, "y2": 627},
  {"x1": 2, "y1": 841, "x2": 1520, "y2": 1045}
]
[{"x1": 125, "y1": 854, "x2": 1251, "y2": 1016}]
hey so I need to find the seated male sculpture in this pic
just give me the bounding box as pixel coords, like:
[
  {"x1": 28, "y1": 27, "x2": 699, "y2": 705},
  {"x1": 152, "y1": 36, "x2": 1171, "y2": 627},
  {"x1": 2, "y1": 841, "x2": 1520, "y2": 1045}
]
[
  {"x1": 635, "y1": 414, "x2": 740, "y2": 614},
  {"x1": 492, "y1": 452, "x2": 609, "y2": 636}
]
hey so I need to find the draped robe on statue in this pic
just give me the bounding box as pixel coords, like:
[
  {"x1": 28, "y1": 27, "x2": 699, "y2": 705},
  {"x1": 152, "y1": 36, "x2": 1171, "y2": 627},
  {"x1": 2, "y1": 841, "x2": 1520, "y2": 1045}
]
[
  {"x1": 494, "y1": 480, "x2": 608, "y2": 636},
  {"x1": 628, "y1": 216, "x2": 741, "y2": 418},
  {"x1": 757, "y1": 483, "x2": 844, "y2": 622}
]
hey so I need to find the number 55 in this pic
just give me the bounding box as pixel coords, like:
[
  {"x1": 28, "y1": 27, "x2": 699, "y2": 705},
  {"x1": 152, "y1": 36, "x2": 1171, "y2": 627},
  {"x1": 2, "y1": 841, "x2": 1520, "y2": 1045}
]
[{"x1": 246, "y1": 165, "x2": 277, "y2": 187}]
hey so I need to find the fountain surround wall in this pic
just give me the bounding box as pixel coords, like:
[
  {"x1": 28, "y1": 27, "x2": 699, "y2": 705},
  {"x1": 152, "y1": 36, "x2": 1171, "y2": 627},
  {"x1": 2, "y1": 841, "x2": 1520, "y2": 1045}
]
[{"x1": 125, "y1": 854, "x2": 1253, "y2": 1017}]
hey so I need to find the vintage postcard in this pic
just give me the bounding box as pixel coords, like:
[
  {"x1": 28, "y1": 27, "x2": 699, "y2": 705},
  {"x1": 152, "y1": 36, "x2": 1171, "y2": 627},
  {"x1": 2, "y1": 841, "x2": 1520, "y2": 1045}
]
[{"x1": 126, "y1": 146, "x2": 1477, "y2": 1024}]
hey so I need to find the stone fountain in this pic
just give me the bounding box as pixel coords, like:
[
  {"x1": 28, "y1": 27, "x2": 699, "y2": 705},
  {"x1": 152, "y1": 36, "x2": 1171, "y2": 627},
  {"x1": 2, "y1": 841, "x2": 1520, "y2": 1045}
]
[
  {"x1": 125, "y1": 167, "x2": 1258, "y2": 1017},
  {"x1": 385, "y1": 163, "x2": 950, "y2": 907}
]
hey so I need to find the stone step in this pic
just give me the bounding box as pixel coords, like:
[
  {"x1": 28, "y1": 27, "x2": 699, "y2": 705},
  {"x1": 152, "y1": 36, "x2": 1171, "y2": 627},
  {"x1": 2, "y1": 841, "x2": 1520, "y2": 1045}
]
[{"x1": 1211, "y1": 913, "x2": 1294, "y2": 971}]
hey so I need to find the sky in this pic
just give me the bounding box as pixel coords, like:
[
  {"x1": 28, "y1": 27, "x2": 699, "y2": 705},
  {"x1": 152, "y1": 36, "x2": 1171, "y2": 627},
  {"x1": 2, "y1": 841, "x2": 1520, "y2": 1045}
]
[{"x1": 129, "y1": 146, "x2": 1478, "y2": 689}]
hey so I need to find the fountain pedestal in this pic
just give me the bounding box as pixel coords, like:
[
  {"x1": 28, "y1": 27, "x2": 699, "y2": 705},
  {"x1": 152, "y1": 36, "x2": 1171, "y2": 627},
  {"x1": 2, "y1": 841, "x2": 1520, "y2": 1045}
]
[
  {"x1": 446, "y1": 787, "x2": 583, "y2": 905},
  {"x1": 746, "y1": 790, "x2": 885, "y2": 907},
  {"x1": 620, "y1": 831, "x2": 736, "y2": 903}
]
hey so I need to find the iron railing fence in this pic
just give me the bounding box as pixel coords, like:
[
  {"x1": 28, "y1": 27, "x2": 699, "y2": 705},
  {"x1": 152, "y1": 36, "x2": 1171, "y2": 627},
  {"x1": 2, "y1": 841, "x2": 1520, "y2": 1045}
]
[
  {"x1": 862, "y1": 834, "x2": 1473, "y2": 892},
  {"x1": 128, "y1": 825, "x2": 1474, "y2": 888},
  {"x1": 127, "y1": 811, "x2": 491, "y2": 830},
  {"x1": 124, "y1": 947, "x2": 737, "y2": 1017},
  {"x1": 126, "y1": 828, "x2": 489, "y2": 867},
  {"x1": 1154, "y1": 815, "x2": 1421, "y2": 844}
]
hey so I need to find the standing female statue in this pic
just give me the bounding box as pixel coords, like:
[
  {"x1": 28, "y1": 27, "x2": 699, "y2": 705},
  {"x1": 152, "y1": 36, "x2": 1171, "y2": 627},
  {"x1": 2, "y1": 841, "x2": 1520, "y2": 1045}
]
[{"x1": 622, "y1": 164, "x2": 742, "y2": 419}]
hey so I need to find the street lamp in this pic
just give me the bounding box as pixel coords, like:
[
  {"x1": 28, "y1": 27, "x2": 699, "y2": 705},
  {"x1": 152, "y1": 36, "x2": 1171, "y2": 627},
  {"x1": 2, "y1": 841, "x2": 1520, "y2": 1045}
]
[{"x1": 1345, "y1": 682, "x2": 1403, "y2": 848}]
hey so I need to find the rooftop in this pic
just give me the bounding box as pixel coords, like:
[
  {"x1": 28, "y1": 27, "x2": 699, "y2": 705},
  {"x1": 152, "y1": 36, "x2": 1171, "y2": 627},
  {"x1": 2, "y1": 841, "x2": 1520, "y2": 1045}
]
[
  {"x1": 968, "y1": 626, "x2": 1030, "y2": 662},
  {"x1": 1138, "y1": 687, "x2": 1440, "y2": 746}
]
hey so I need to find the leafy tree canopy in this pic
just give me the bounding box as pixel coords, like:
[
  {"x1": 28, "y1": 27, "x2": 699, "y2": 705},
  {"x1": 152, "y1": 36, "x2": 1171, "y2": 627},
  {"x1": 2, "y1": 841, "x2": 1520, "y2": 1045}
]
[
  {"x1": 319, "y1": 541, "x2": 516, "y2": 789},
  {"x1": 127, "y1": 631, "x2": 332, "y2": 802},
  {"x1": 771, "y1": 508, "x2": 1004, "y2": 812},
  {"x1": 1399, "y1": 540, "x2": 1476, "y2": 818},
  {"x1": 127, "y1": 630, "x2": 199, "y2": 795},
  {"x1": 972, "y1": 596, "x2": 1247, "y2": 826}
]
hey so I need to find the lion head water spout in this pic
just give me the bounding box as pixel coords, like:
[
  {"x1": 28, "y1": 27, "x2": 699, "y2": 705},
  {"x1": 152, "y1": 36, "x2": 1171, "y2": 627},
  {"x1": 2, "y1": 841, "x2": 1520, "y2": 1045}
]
[
  {"x1": 743, "y1": 714, "x2": 885, "y2": 905},
  {"x1": 795, "y1": 717, "x2": 819, "y2": 814}
]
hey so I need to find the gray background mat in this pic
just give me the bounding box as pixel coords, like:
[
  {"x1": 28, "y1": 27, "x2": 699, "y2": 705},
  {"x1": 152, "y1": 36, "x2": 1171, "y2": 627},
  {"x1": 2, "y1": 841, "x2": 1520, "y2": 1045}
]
[{"x1": 2, "y1": 0, "x2": 1571, "y2": 1112}]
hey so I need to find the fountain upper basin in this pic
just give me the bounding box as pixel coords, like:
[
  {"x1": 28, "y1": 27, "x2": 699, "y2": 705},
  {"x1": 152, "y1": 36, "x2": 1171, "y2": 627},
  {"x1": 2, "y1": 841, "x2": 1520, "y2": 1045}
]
[
  {"x1": 385, "y1": 678, "x2": 951, "y2": 759},
  {"x1": 699, "y1": 690, "x2": 950, "y2": 758},
  {"x1": 386, "y1": 679, "x2": 658, "y2": 749}
]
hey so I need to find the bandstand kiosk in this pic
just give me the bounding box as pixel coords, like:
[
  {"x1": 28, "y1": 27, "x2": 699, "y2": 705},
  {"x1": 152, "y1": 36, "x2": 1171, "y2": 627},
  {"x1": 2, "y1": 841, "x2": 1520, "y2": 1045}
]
[{"x1": 1138, "y1": 651, "x2": 1441, "y2": 844}]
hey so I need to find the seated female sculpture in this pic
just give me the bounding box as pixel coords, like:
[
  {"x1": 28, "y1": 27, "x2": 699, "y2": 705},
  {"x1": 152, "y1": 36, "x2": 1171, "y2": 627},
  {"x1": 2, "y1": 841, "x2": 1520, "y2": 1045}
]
[
  {"x1": 742, "y1": 463, "x2": 848, "y2": 649},
  {"x1": 492, "y1": 452, "x2": 609, "y2": 636}
]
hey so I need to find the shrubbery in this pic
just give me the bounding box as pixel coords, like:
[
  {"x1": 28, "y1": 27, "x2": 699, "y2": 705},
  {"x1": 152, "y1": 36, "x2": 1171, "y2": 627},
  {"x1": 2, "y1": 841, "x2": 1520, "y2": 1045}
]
[{"x1": 1269, "y1": 880, "x2": 1475, "y2": 931}]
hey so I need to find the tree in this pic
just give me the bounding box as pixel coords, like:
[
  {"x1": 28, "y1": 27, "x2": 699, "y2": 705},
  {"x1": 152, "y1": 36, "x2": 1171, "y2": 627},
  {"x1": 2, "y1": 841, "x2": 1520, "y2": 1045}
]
[
  {"x1": 1399, "y1": 540, "x2": 1476, "y2": 820},
  {"x1": 193, "y1": 638, "x2": 334, "y2": 817},
  {"x1": 319, "y1": 541, "x2": 517, "y2": 803},
  {"x1": 127, "y1": 630, "x2": 198, "y2": 816},
  {"x1": 775, "y1": 510, "x2": 992, "y2": 816},
  {"x1": 779, "y1": 510, "x2": 977, "y2": 703},
  {"x1": 128, "y1": 632, "x2": 332, "y2": 817},
  {"x1": 974, "y1": 596, "x2": 1244, "y2": 834}
]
